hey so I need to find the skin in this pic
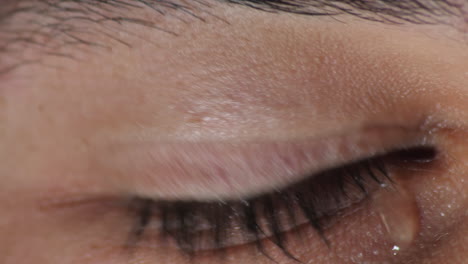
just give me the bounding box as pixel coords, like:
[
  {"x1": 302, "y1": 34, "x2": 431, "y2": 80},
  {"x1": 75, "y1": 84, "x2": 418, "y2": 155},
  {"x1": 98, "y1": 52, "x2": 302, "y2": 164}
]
[{"x1": 1, "y1": 1, "x2": 468, "y2": 263}]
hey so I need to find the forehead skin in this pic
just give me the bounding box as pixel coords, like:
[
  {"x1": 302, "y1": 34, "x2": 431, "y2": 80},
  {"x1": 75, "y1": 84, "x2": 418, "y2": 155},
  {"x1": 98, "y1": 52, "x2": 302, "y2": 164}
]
[{"x1": 2, "y1": 0, "x2": 468, "y2": 264}]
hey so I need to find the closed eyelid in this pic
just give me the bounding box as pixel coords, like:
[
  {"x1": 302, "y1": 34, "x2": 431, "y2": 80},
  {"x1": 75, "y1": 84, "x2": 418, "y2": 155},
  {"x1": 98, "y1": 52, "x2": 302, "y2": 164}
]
[{"x1": 101, "y1": 125, "x2": 427, "y2": 201}]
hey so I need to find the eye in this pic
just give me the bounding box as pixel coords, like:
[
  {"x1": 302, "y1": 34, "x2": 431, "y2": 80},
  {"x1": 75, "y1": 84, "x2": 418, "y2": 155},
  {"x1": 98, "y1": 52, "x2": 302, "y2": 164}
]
[{"x1": 126, "y1": 145, "x2": 438, "y2": 262}]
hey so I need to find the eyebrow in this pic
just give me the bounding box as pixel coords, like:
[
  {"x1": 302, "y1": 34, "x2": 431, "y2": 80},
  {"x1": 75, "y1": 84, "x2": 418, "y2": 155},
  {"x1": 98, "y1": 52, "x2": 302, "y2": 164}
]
[
  {"x1": 0, "y1": 0, "x2": 464, "y2": 49},
  {"x1": 1, "y1": 0, "x2": 464, "y2": 27},
  {"x1": 0, "y1": 0, "x2": 464, "y2": 75},
  {"x1": 223, "y1": 0, "x2": 464, "y2": 24}
]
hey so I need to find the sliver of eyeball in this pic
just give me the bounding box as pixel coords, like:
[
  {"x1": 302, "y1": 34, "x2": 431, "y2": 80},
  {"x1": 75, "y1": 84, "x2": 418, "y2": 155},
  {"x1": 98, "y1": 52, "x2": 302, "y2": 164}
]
[{"x1": 373, "y1": 183, "x2": 420, "y2": 257}]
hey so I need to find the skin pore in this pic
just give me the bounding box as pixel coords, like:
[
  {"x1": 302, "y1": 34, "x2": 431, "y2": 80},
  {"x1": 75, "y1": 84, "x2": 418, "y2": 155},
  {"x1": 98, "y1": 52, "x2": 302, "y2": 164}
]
[{"x1": 2, "y1": 0, "x2": 468, "y2": 263}]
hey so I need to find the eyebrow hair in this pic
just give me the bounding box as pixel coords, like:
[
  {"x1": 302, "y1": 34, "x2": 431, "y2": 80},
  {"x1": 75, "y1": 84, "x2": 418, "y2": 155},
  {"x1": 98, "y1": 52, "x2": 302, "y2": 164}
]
[
  {"x1": 223, "y1": 0, "x2": 465, "y2": 24},
  {"x1": 0, "y1": 0, "x2": 464, "y2": 44},
  {"x1": 0, "y1": 0, "x2": 464, "y2": 30},
  {"x1": 0, "y1": 0, "x2": 464, "y2": 75}
]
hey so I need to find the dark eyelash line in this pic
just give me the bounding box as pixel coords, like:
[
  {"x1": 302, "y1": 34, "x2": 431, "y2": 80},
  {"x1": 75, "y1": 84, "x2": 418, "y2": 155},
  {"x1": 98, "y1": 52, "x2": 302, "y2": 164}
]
[
  {"x1": 127, "y1": 146, "x2": 436, "y2": 261},
  {"x1": 129, "y1": 160, "x2": 391, "y2": 258}
]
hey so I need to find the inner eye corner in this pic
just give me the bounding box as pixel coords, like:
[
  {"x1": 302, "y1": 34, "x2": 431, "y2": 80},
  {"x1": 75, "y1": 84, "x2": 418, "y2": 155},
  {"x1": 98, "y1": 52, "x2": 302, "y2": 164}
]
[{"x1": 392, "y1": 145, "x2": 438, "y2": 163}]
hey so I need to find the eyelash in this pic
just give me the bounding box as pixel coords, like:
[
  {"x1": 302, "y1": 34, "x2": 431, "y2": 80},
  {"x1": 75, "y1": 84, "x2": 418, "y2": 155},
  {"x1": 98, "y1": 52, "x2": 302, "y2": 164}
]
[{"x1": 128, "y1": 146, "x2": 435, "y2": 259}]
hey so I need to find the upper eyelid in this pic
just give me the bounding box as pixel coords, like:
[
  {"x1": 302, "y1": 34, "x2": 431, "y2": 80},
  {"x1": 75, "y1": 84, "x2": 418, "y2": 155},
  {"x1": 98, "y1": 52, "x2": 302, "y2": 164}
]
[{"x1": 104, "y1": 124, "x2": 427, "y2": 201}]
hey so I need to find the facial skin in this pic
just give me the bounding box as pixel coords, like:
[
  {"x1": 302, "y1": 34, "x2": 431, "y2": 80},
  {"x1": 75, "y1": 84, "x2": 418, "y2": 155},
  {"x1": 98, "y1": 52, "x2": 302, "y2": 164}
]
[{"x1": 2, "y1": 0, "x2": 468, "y2": 263}]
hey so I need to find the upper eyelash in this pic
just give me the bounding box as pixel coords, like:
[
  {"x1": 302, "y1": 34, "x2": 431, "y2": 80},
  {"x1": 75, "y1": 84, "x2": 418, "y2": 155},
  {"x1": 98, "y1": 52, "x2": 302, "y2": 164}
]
[
  {"x1": 126, "y1": 153, "x2": 398, "y2": 258},
  {"x1": 126, "y1": 146, "x2": 437, "y2": 261}
]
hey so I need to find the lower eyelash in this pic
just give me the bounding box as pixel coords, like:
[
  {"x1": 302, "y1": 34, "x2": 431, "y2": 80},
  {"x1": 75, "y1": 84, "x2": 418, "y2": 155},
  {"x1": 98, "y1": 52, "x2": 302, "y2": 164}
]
[{"x1": 127, "y1": 146, "x2": 435, "y2": 259}]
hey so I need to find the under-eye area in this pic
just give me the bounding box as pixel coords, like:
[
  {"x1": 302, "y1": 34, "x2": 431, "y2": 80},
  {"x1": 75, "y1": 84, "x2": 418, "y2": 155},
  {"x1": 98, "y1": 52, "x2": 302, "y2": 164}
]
[{"x1": 126, "y1": 146, "x2": 438, "y2": 262}]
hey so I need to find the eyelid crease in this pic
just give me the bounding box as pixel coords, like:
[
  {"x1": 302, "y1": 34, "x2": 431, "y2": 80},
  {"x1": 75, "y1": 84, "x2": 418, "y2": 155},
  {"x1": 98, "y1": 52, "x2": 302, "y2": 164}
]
[{"x1": 36, "y1": 194, "x2": 132, "y2": 213}]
